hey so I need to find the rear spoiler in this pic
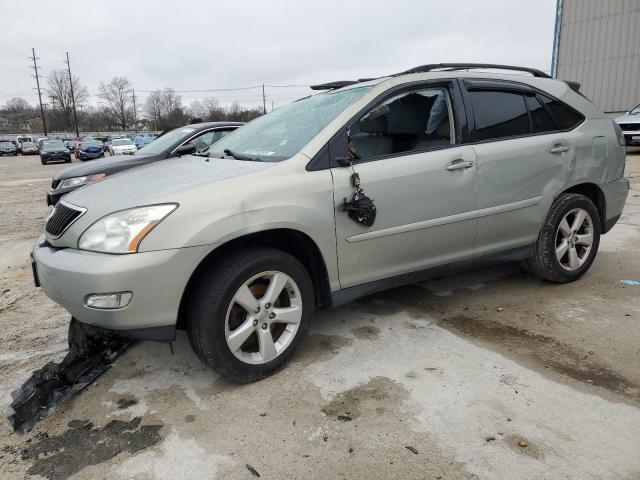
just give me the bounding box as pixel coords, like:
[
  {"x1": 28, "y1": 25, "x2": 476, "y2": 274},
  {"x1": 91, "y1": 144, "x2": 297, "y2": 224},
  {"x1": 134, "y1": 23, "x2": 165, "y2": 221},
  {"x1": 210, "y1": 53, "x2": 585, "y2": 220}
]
[
  {"x1": 565, "y1": 80, "x2": 581, "y2": 93},
  {"x1": 310, "y1": 81, "x2": 357, "y2": 91}
]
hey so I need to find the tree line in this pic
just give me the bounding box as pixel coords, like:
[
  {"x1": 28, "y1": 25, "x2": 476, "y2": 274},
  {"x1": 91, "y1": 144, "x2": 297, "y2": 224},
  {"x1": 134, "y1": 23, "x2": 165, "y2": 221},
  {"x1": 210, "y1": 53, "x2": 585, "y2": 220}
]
[{"x1": 0, "y1": 72, "x2": 264, "y2": 134}]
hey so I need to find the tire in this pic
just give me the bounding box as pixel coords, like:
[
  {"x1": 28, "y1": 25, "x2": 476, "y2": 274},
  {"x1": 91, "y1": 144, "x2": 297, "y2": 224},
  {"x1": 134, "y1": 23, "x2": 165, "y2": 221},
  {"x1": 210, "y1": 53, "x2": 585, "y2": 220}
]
[
  {"x1": 40, "y1": 158, "x2": 47, "y2": 165},
  {"x1": 528, "y1": 193, "x2": 601, "y2": 283},
  {"x1": 187, "y1": 247, "x2": 314, "y2": 383}
]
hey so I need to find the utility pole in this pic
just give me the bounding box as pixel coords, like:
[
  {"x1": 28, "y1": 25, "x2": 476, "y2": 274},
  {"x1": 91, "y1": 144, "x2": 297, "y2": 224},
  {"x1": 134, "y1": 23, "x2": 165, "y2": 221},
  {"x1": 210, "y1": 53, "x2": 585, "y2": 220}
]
[
  {"x1": 64, "y1": 52, "x2": 80, "y2": 138},
  {"x1": 131, "y1": 90, "x2": 138, "y2": 132},
  {"x1": 262, "y1": 84, "x2": 267, "y2": 114},
  {"x1": 49, "y1": 96, "x2": 57, "y2": 132},
  {"x1": 29, "y1": 48, "x2": 47, "y2": 136}
]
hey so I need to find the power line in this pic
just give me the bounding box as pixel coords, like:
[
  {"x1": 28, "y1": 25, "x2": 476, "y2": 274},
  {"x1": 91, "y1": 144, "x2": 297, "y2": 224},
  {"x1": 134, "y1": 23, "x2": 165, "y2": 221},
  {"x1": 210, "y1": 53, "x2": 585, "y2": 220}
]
[{"x1": 29, "y1": 47, "x2": 47, "y2": 136}]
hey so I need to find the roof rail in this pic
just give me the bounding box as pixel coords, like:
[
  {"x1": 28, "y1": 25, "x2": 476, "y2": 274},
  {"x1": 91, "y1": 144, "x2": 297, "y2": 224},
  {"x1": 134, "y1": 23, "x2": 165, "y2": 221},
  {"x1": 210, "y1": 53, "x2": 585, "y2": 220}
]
[
  {"x1": 397, "y1": 63, "x2": 552, "y2": 78},
  {"x1": 310, "y1": 80, "x2": 358, "y2": 91}
]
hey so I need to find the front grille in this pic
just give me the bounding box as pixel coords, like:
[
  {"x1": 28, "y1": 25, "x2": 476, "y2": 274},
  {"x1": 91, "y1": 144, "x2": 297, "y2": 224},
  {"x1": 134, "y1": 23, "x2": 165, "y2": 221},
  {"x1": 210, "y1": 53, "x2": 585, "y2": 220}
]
[
  {"x1": 46, "y1": 203, "x2": 83, "y2": 237},
  {"x1": 619, "y1": 123, "x2": 640, "y2": 131}
]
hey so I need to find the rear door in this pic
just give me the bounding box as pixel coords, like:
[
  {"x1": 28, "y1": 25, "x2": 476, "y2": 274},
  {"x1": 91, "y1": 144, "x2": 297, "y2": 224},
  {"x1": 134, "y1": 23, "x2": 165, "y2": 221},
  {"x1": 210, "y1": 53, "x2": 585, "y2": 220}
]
[{"x1": 463, "y1": 80, "x2": 584, "y2": 256}]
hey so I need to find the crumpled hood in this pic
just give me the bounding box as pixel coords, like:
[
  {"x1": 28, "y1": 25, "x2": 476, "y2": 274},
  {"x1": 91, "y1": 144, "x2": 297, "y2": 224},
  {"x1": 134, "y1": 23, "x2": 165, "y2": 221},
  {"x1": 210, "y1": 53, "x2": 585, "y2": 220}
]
[
  {"x1": 615, "y1": 113, "x2": 640, "y2": 125},
  {"x1": 64, "y1": 155, "x2": 275, "y2": 216},
  {"x1": 52, "y1": 153, "x2": 153, "y2": 180}
]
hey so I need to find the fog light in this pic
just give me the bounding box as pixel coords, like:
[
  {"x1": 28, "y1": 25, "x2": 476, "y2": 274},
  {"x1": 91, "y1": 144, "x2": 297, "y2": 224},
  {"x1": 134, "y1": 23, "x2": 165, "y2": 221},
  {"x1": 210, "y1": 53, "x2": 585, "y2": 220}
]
[{"x1": 85, "y1": 292, "x2": 132, "y2": 310}]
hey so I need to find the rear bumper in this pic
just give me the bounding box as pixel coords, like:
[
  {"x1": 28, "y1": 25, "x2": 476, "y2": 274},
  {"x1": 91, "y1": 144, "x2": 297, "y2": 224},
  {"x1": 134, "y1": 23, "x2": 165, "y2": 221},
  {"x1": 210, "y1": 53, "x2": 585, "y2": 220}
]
[
  {"x1": 601, "y1": 177, "x2": 630, "y2": 233},
  {"x1": 32, "y1": 235, "x2": 213, "y2": 337}
]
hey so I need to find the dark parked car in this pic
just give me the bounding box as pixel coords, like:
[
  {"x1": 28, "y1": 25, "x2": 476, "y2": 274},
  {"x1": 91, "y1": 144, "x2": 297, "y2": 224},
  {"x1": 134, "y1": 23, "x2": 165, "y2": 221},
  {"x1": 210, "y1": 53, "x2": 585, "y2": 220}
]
[
  {"x1": 75, "y1": 140, "x2": 105, "y2": 161},
  {"x1": 40, "y1": 140, "x2": 71, "y2": 165},
  {"x1": 21, "y1": 141, "x2": 39, "y2": 155},
  {"x1": 0, "y1": 141, "x2": 18, "y2": 156},
  {"x1": 48, "y1": 121, "x2": 242, "y2": 205}
]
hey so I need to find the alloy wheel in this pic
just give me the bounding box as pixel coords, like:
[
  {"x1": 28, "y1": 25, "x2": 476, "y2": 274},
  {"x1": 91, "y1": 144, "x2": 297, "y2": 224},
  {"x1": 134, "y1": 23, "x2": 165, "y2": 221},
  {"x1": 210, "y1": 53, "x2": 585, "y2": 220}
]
[
  {"x1": 224, "y1": 271, "x2": 303, "y2": 365},
  {"x1": 555, "y1": 208, "x2": 594, "y2": 271}
]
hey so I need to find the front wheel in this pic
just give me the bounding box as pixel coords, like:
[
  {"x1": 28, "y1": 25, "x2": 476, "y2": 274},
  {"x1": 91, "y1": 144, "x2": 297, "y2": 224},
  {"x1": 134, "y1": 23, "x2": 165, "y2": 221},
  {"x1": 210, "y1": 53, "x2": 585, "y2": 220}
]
[
  {"x1": 528, "y1": 193, "x2": 601, "y2": 283},
  {"x1": 187, "y1": 248, "x2": 314, "y2": 383}
]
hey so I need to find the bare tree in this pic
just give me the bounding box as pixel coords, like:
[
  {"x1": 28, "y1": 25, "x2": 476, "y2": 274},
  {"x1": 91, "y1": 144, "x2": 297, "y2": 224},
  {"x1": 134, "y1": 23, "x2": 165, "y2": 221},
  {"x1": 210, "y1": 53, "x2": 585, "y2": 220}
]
[
  {"x1": 144, "y1": 91, "x2": 164, "y2": 130},
  {"x1": 187, "y1": 99, "x2": 206, "y2": 120},
  {"x1": 144, "y1": 88, "x2": 186, "y2": 130},
  {"x1": 202, "y1": 97, "x2": 226, "y2": 120},
  {"x1": 45, "y1": 70, "x2": 88, "y2": 130},
  {"x1": 3, "y1": 97, "x2": 31, "y2": 114},
  {"x1": 98, "y1": 77, "x2": 133, "y2": 131}
]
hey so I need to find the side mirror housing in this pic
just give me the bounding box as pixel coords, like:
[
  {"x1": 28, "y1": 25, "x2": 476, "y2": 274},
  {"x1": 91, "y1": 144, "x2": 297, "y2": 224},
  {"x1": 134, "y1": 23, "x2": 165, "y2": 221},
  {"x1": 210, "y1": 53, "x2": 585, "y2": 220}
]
[{"x1": 174, "y1": 144, "x2": 197, "y2": 157}]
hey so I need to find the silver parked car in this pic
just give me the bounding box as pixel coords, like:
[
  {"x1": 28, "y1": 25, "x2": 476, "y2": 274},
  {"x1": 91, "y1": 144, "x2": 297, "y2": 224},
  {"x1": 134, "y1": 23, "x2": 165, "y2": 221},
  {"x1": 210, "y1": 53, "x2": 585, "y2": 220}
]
[
  {"x1": 32, "y1": 63, "x2": 629, "y2": 383},
  {"x1": 615, "y1": 103, "x2": 640, "y2": 146}
]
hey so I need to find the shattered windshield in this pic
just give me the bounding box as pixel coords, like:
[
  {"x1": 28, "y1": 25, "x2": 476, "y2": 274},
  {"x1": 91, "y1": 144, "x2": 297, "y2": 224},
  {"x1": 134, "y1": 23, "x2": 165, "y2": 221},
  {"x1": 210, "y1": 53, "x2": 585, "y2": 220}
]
[{"x1": 210, "y1": 86, "x2": 371, "y2": 161}]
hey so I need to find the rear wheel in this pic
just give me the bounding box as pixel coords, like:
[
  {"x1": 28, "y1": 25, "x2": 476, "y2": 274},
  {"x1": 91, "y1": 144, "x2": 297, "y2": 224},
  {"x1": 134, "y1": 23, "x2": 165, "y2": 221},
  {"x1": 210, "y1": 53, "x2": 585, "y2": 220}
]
[
  {"x1": 187, "y1": 247, "x2": 314, "y2": 383},
  {"x1": 528, "y1": 193, "x2": 601, "y2": 283}
]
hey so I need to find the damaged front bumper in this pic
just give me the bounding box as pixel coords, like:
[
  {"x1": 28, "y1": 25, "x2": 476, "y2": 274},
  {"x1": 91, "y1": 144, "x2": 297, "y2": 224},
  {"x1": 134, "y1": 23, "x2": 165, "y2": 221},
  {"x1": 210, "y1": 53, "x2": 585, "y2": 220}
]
[
  {"x1": 31, "y1": 235, "x2": 212, "y2": 340},
  {"x1": 9, "y1": 319, "x2": 132, "y2": 433}
]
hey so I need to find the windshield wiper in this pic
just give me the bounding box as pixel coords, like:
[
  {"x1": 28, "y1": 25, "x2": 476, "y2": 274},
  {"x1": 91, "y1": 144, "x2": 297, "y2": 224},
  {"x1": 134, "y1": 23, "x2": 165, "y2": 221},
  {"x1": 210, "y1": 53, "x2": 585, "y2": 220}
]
[{"x1": 223, "y1": 148, "x2": 262, "y2": 162}]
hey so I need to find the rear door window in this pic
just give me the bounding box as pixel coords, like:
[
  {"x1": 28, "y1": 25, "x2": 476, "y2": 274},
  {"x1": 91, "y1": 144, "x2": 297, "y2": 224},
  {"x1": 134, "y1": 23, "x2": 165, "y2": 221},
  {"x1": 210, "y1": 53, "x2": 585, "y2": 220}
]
[{"x1": 469, "y1": 90, "x2": 530, "y2": 141}]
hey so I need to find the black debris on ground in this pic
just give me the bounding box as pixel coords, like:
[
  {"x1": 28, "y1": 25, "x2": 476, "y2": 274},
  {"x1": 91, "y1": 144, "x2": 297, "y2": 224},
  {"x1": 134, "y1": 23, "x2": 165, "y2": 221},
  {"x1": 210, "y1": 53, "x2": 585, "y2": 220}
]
[
  {"x1": 117, "y1": 397, "x2": 138, "y2": 409},
  {"x1": 20, "y1": 417, "x2": 163, "y2": 480},
  {"x1": 246, "y1": 464, "x2": 261, "y2": 477},
  {"x1": 8, "y1": 318, "x2": 133, "y2": 433},
  {"x1": 405, "y1": 446, "x2": 419, "y2": 454}
]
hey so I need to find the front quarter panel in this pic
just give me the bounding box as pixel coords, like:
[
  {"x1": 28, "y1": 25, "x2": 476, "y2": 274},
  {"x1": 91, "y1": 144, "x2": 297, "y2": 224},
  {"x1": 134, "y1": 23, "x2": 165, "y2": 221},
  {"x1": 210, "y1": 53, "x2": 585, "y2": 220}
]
[{"x1": 138, "y1": 156, "x2": 340, "y2": 290}]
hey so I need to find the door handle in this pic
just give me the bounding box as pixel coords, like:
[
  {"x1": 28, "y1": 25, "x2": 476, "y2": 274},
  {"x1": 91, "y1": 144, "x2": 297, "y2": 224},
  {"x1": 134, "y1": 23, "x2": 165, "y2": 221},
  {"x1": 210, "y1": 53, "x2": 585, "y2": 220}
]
[
  {"x1": 445, "y1": 160, "x2": 474, "y2": 171},
  {"x1": 549, "y1": 145, "x2": 570, "y2": 154}
]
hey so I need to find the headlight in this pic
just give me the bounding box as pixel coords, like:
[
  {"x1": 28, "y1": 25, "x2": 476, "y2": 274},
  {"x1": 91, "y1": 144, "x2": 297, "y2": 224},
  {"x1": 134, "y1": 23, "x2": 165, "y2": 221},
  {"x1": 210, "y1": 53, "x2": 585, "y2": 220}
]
[
  {"x1": 57, "y1": 173, "x2": 107, "y2": 190},
  {"x1": 78, "y1": 204, "x2": 177, "y2": 253}
]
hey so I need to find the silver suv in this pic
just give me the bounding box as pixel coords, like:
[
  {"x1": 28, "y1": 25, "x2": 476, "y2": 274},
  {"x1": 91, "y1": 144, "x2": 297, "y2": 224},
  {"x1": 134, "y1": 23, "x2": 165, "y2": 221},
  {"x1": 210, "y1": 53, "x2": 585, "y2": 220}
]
[{"x1": 32, "y1": 64, "x2": 629, "y2": 383}]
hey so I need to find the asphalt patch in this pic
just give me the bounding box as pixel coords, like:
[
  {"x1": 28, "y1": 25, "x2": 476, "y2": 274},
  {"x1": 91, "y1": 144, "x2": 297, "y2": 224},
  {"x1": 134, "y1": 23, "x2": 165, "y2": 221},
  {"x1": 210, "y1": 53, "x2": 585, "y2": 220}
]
[
  {"x1": 440, "y1": 315, "x2": 639, "y2": 402},
  {"x1": 295, "y1": 333, "x2": 353, "y2": 365},
  {"x1": 20, "y1": 417, "x2": 163, "y2": 480},
  {"x1": 322, "y1": 376, "x2": 406, "y2": 420},
  {"x1": 350, "y1": 325, "x2": 381, "y2": 340}
]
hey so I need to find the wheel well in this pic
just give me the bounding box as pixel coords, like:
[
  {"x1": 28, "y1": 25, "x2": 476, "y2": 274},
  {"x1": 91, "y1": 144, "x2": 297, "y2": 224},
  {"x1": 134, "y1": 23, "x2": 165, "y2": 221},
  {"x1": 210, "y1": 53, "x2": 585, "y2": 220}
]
[
  {"x1": 176, "y1": 229, "x2": 332, "y2": 331},
  {"x1": 560, "y1": 183, "x2": 606, "y2": 228}
]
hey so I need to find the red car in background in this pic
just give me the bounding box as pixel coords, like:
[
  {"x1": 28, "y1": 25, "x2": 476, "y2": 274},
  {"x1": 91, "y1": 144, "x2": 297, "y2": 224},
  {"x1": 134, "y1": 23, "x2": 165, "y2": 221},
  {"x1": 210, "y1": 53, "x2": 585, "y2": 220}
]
[{"x1": 20, "y1": 142, "x2": 39, "y2": 155}]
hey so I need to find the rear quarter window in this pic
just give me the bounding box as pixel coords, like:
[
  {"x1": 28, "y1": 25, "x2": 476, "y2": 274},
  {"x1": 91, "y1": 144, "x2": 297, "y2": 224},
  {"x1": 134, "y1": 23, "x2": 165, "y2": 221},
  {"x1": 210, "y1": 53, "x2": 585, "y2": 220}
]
[
  {"x1": 539, "y1": 94, "x2": 584, "y2": 130},
  {"x1": 525, "y1": 95, "x2": 556, "y2": 133}
]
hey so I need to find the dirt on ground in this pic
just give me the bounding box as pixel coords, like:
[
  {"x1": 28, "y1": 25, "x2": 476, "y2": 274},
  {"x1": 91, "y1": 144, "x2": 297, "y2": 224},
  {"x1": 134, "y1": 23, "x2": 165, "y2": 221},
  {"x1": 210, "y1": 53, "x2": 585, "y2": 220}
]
[{"x1": 0, "y1": 151, "x2": 639, "y2": 479}]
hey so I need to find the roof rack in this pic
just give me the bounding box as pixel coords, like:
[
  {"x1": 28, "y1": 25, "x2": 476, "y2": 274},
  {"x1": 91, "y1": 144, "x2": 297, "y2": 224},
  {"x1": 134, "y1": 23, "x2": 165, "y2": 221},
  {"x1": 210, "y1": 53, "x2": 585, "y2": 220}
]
[{"x1": 397, "y1": 63, "x2": 552, "y2": 78}]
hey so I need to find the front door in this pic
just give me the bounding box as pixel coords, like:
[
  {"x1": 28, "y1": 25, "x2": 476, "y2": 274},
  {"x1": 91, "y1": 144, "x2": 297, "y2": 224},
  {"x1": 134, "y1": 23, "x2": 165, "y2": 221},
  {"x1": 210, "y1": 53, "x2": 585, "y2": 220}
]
[{"x1": 331, "y1": 85, "x2": 479, "y2": 288}]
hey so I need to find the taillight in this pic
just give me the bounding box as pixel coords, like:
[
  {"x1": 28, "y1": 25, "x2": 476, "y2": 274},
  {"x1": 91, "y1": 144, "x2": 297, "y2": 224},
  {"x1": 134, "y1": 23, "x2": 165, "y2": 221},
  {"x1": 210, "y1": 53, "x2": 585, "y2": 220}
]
[{"x1": 612, "y1": 121, "x2": 625, "y2": 146}]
